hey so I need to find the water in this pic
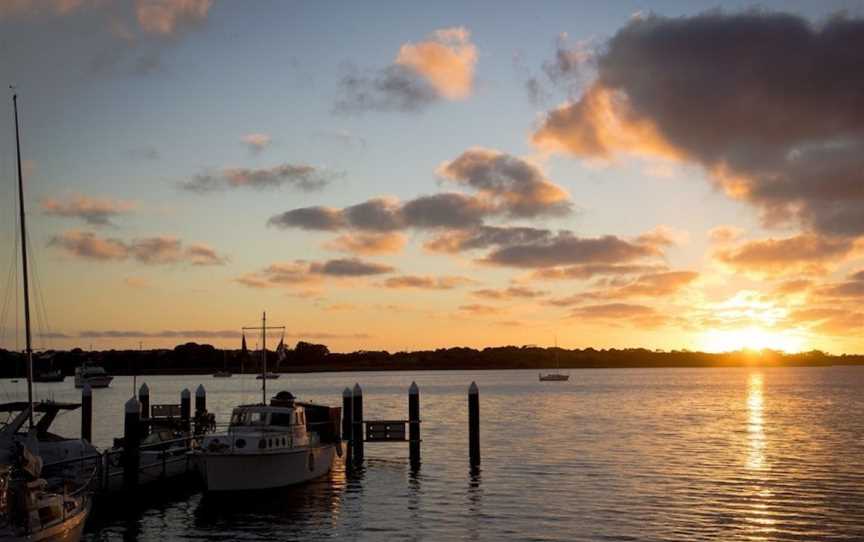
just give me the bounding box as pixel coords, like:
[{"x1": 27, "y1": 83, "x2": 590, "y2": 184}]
[{"x1": 2, "y1": 366, "x2": 863, "y2": 541}]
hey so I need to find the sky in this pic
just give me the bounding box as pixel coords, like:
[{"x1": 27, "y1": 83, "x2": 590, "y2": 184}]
[{"x1": 2, "y1": 0, "x2": 864, "y2": 354}]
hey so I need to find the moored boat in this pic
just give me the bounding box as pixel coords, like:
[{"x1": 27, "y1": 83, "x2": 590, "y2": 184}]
[
  {"x1": 197, "y1": 392, "x2": 340, "y2": 492},
  {"x1": 73, "y1": 364, "x2": 112, "y2": 389}
]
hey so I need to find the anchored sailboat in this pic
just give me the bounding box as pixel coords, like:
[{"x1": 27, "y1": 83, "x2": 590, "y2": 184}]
[
  {"x1": 539, "y1": 338, "x2": 569, "y2": 382},
  {"x1": 0, "y1": 91, "x2": 92, "y2": 542}
]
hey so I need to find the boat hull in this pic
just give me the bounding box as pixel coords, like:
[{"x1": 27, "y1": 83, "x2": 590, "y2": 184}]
[
  {"x1": 539, "y1": 374, "x2": 569, "y2": 381},
  {"x1": 0, "y1": 496, "x2": 90, "y2": 542},
  {"x1": 73, "y1": 376, "x2": 112, "y2": 388},
  {"x1": 200, "y1": 445, "x2": 335, "y2": 492}
]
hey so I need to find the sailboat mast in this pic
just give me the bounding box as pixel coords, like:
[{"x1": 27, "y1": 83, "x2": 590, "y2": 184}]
[
  {"x1": 13, "y1": 94, "x2": 35, "y2": 428},
  {"x1": 261, "y1": 311, "x2": 266, "y2": 404}
]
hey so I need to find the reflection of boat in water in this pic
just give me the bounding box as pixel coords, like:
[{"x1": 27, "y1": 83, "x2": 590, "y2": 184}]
[{"x1": 73, "y1": 364, "x2": 112, "y2": 389}]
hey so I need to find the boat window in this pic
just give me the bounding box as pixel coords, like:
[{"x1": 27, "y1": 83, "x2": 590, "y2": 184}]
[
  {"x1": 231, "y1": 411, "x2": 268, "y2": 426},
  {"x1": 270, "y1": 412, "x2": 293, "y2": 427}
]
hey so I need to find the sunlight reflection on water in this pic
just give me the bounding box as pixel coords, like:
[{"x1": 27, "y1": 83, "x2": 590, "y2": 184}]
[{"x1": 3, "y1": 366, "x2": 862, "y2": 541}]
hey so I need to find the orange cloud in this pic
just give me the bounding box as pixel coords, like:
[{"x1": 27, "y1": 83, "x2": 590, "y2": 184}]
[
  {"x1": 396, "y1": 26, "x2": 477, "y2": 100},
  {"x1": 325, "y1": 232, "x2": 406, "y2": 255},
  {"x1": 41, "y1": 194, "x2": 135, "y2": 226},
  {"x1": 714, "y1": 234, "x2": 855, "y2": 277},
  {"x1": 381, "y1": 275, "x2": 475, "y2": 290},
  {"x1": 135, "y1": 0, "x2": 211, "y2": 35}
]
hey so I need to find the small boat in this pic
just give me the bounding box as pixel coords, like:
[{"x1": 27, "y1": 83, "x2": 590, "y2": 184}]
[
  {"x1": 197, "y1": 391, "x2": 340, "y2": 492},
  {"x1": 33, "y1": 370, "x2": 64, "y2": 383},
  {"x1": 539, "y1": 338, "x2": 569, "y2": 382},
  {"x1": 213, "y1": 371, "x2": 232, "y2": 378},
  {"x1": 102, "y1": 428, "x2": 195, "y2": 494},
  {"x1": 73, "y1": 363, "x2": 112, "y2": 389},
  {"x1": 255, "y1": 372, "x2": 280, "y2": 380}
]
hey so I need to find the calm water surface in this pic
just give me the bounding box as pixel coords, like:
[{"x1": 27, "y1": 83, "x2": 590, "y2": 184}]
[{"x1": 2, "y1": 366, "x2": 863, "y2": 541}]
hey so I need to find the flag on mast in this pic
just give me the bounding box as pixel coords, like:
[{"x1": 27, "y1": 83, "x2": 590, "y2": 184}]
[
  {"x1": 241, "y1": 332, "x2": 248, "y2": 357},
  {"x1": 276, "y1": 335, "x2": 287, "y2": 365}
]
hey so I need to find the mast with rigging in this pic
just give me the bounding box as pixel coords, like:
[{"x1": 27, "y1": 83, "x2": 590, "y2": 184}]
[{"x1": 12, "y1": 91, "x2": 35, "y2": 427}]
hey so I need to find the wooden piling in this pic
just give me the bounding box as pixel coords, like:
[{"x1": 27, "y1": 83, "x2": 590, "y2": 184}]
[
  {"x1": 469, "y1": 381, "x2": 480, "y2": 470},
  {"x1": 195, "y1": 384, "x2": 206, "y2": 416},
  {"x1": 409, "y1": 381, "x2": 420, "y2": 470},
  {"x1": 352, "y1": 383, "x2": 364, "y2": 464},
  {"x1": 342, "y1": 388, "x2": 352, "y2": 443},
  {"x1": 81, "y1": 383, "x2": 92, "y2": 443},
  {"x1": 123, "y1": 396, "x2": 141, "y2": 492},
  {"x1": 138, "y1": 382, "x2": 150, "y2": 436},
  {"x1": 180, "y1": 388, "x2": 191, "y2": 431}
]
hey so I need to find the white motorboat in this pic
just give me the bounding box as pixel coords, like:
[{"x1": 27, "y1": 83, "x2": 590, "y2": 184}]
[
  {"x1": 197, "y1": 391, "x2": 340, "y2": 492},
  {"x1": 73, "y1": 364, "x2": 112, "y2": 389}
]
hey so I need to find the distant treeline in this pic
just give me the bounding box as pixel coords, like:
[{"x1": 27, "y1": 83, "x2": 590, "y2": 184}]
[{"x1": 0, "y1": 342, "x2": 861, "y2": 377}]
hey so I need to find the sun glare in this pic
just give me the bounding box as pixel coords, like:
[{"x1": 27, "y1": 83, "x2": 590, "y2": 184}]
[{"x1": 699, "y1": 326, "x2": 807, "y2": 353}]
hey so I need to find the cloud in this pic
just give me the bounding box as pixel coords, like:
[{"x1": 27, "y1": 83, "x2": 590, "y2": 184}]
[
  {"x1": 334, "y1": 27, "x2": 476, "y2": 113},
  {"x1": 135, "y1": 0, "x2": 211, "y2": 35},
  {"x1": 472, "y1": 286, "x2": 547, "y2": 300},
  {"x1": 458, "y1": 304, "x2": 504, "y2": 316},
  {"x1": 395, "y1": 26, "x2": 477, "y2": 100},
  {"x1": 48, "y1": 230, "x2": 227, "y2": 266},
  {"x1": 424, "y1": 225, "x2": 553, "y2": 253},
  {"x1": 241, "y1": 133, "x2": 272, "y2": 153},
  {"x1": 381, "y1": 275, "x2": 475, "y2": 290},
  {"x1": 324, "y1": 232, "x2": 406, "y2": 255},
  {"x1": 570, "y1": 302, "x2": 657, "y2": 319},
  {"x1": 531, "y1": 12, "x2": 864, "y2": 238},
  {"x1": 309, "y1": 258, "x2": 394, "y2": 277},
  {"x1": 124, "y1": 277, "x2": 149, "y2": 289},
  {"x1": 437, "y1": 148, "x2": 572, "y2": 217},
  {"x1": 41, "y1": 195, "x2": 135, "y2": 226},
  {"x1": 48, "y1": 230, "x2": 128, "y2": 261},
  {"x1": 482, "y1": 233, "x2": 661, "y2": 268},
  {"x1": 186, "y1": 243, "x2": 228, "y2": 266},
  {"x1": 268, "y1": 206, "x2": 346, "y2": 231},
  {"x1": 236, "y1": 258, "x2": 395, "y2": 289},
  {"x1": 1, "y1": 0, "x2": 212, "y2": 83},
  {"x1": 708, "y1": 225, "x2": 744, "y2": 245},
  {"x1": 714, "y1": 234, "x2": 855, "y2": 276},
  {"x1": 529, "y1": 263, "x2": 667, "y2": 281},
  {"x1": 181, "y1": 163, "x2": 337, "y2": 193},
  {"x1": 549, "y1": 271, "x2": 697, "y2": 305}
]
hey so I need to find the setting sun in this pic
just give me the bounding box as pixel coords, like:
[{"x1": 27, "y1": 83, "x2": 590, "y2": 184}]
[{"x1": 699, "y1": 326, "x2": 808, "y2": 353}]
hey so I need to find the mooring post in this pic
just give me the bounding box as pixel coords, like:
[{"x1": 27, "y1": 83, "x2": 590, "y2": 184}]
[
  {"x1": 352, "y1": 383, "x2": 364, "y2": 464},
  {"x1": 138, "y1": 382, "x2": 150, "y2": 437},
  {"x1": 123, "y1": 396, "x2": 141, "y2": 492},
  {"x1": 180, "y1": 388, "x2": 191, "y2": 432},
  {"x1": 469, "y1": 381, "x2": 480, "y2": 470},
  {"x1": 342, "y1": 388, "x2": 353, "y2": 442},
  {"x1": 409, "y1": 381, "x2": 420, "y2": 470},
  {"x1": 81, "y1": 383, "x2": 92, "y2": 443}
]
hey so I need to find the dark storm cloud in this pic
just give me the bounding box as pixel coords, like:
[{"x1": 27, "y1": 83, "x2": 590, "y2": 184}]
[{"x1": 533, "y1": 12, "x2": 864, "y2": 237}]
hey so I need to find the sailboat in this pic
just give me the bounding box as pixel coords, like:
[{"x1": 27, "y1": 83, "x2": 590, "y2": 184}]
[
  {"x1": 196, "y1": 313, "x2": 340, "y2": 491},
  {"x1": 213, "y1": 351, "x2": 232, "y2": 377},
  {"x1": 539, "y1": 339, "x2": 569, "y2": 382},
  {"x1": 0, "y1": 92, "x2": 92, "y2": 541}
]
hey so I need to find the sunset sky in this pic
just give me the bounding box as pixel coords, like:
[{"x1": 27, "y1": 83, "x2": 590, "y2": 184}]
[{"x1": 2, "y1": 0, "x2": 864, "y2": 354}]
